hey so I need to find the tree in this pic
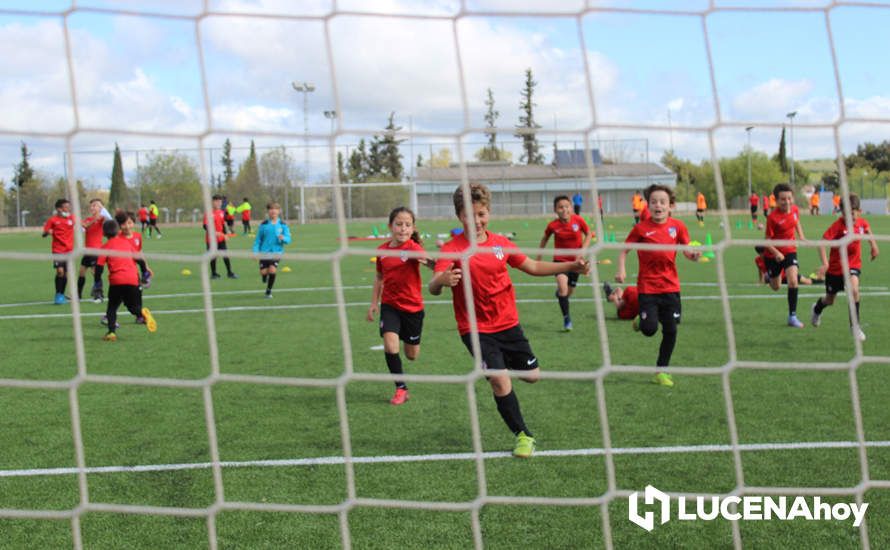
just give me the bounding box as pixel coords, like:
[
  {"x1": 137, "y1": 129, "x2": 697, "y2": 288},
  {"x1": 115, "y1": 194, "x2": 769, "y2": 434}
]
[
  {"x1": 478, "y1": 88, "x2": 502, "y2": 162},
  {"x1": 367, "y1": 138, "x2": 383, "y2": 178},
  {"x1": 515, "y1": 68, "x2": 543, "y2": 165},
  {"x1": 13, "y1": 141, "x2": 34, "y2": 227},
  {"x1": 348, "y1": 139, "x2": 368, "y2": 182},
  {"x1": 227, "y1": 140, "x2": 263, "y2": 207},
  {"x1": 377, "y1": 112, "x2": 404, "y2": 181},
  {"x1": 220, "y1": 138, "x2": 235, "y2": 187},
  {"x1": 845, "y1": 140, "x2": 890, "y2": 173},
  {"x1": 259, "y1": 145, "x2": 297, "y2": 216},
  {"x1": 429, "y1": 148, "x2": 453, "y2": 168},
  {"x1": 774, "y1": 126, "x2": 788, "y2": 174},
  {"x1": 135, "y1": 151, "x2": 203, "y2": 211},
  {"x1": 416, "y1": 154, "x2": 423, "y2": 167},
  {"x1": 336, "y1": 151, "x2": 347, "y2": 184},
  {"x1": 108, "y1": 143, "x2": 127, "y2": 209}
]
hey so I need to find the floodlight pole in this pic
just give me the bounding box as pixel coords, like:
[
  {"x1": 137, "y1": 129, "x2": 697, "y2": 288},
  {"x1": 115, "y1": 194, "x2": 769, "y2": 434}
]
[
  {"x1": 292, "y1": 81, "x2": 316, "y2": 224},
  {"x1": 786, "y1": 111, "x2": 797, "y2": 186},
  {"x1": 746, "y1": 126, "x2": 754, "y2": 197}
]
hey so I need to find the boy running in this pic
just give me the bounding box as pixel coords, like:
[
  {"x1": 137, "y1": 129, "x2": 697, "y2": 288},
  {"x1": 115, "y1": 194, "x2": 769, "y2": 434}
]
[
  {"x1": 429, "y1": 183, "x2": 589, "y2": 458},
  {"x1": 148, "y1": 200, "x2": 162, "y2": 238},
  {"x1": 138, "y1": 204, "x2": 149, "y2": 233},
  {"x1": 811, "y1": 194, "x2": 880, "y2": 341},
  {"x1": 367, "y1": 206, "x2": 430, "y2": 405},
  {"x1": 763, "y1": 183, "x2": 807, "y2": 328},
  {"x1": 205, "y1": 195, "x2": 238, "y2": 279},
  {"x1": 252, "y1": 202, "x2": 291, "y2": 297},
  {"x1": 42, "y1": 199, "x2": 76, "y2": 305},
  {"x1": 749, "y1": 192, "x2": 760, "y2": 226},
  {"x1": 537, "y1": 195, "x2": 592, "y2": 331},
  {"x1": 615, "y1": 184, "x2": 700, "y2": 387},
  {"x1": 96, "y1": 219, "x2": 156, "y2": 341}
]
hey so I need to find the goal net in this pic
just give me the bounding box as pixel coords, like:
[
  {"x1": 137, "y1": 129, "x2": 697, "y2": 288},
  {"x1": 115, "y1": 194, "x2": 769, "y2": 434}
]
[{"x1": 1, "y1": 2, "x2": 889, "y2": 549}]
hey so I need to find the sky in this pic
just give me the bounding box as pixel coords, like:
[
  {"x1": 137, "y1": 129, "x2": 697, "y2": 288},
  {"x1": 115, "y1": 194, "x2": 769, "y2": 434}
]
[{"x1": 1, "y1": 0, "x2": 889, "y2": 189}]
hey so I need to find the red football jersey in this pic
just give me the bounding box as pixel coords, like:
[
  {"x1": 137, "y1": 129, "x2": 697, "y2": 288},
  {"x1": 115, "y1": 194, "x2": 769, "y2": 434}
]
[
  {"x1": 241, "y1": 209, "x2": 251, "y2": 221},
  {"x1": 376, "y1": 239, "x2": 425, "y2": 313},
  {"x1": 43, "y1": 214, "x2": 76, "y2": 254},
  {"x1": 204, "y1": 209, "x2": 227, "y2": 243},
  {"x1": 761, "y1": 195, "x2": 769, "y2": 209},
  {"x1": 639, "y1": 202, "x2": 651, "y2": 223},
  {"x1": 765, "y1": 206, "x2": 800, "y2": 257},
  {"x1": 544, "y1": 215, "x2": 589, "y2": 262},
  {"x1": 824, "y1": 217, "x2": 871, "y2": 275},
  {"x1": 617, "y1": 285, "x2": 639, "y2": 320},
  {"x1": 624, "y1": 218, "x2": 690, "y2": 294},
  {"x1": 138, "y1": 207, "x2": 148, "y2": 222},
  {"x1": 750, "y1": 194, "x2": 759, "y2": 207},
  {"x1": 83, "y1": 216, "x2": 105, "y2": 249},
  {"x1": 127, "y1": 233, "x2": 143, "y2": 252},
  {"x1": 98, "y1": 235, "x2": 139, "y2": 286},
  {"x1": 435, "y1": 232, "x2": 527, "y2": 335}
]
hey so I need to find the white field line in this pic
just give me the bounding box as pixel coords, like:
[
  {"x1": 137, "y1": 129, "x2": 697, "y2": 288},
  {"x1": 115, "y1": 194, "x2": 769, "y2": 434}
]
[
  {"x1": 3, "y1": 292, "x2": 890, "y2": 321},
  {"x1": 3, "y1": 439, "x2": 889, "y2": 479},
  {"x1": 1, "y1": 281, "x2": 887, "y2": 310}
]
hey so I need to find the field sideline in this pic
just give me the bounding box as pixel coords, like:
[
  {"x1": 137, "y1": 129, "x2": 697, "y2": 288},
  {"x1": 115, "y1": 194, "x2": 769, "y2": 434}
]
[{"x1": 1, "y1": 213, "x2": 889, "y2": 549}]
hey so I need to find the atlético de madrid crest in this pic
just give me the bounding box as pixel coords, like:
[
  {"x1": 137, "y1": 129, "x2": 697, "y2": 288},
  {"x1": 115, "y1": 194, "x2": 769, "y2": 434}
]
[
  {"x1": 493, "y1": 245, "x2": 504, "y2": 260},
  {"x1": 400, "y1": 250, "x2": 408, "y2": 262},
  {"x1": 668, "y1": 226, "x2": 677, "y2": 239},
  {"x1": 572, "y1": 223, "x2": 579, "y2": 231}
]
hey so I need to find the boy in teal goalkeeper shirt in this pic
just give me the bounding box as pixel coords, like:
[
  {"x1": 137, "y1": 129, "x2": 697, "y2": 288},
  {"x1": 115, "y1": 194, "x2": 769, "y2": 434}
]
[{"x1": 252, "y1": 202, "x2": 292, "y2": 298}]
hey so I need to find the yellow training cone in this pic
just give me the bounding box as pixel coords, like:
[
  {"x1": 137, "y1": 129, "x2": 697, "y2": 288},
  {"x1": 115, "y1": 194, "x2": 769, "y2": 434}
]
[
  {"x1": 181, "y1": 268, "x2": 192, "y2": 276},
  {"x1": 281, "y1": 266, "x2": 292, "y2": 273}
]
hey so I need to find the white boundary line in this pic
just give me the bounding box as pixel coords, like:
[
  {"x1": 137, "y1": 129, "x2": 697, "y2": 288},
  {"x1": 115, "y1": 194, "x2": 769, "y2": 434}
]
[
  {"x1": 3, "y1": 439, "x2": 888, "y2": 479},
  {"x1": 3, "y1": 292, "x2": 890, "y2": 321}
]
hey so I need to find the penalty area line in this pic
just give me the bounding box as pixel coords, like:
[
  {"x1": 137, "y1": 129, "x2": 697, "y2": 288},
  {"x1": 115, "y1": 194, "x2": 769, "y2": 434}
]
[{"x1": 2, "y1": 439, "x2": 889, "y2": 479}]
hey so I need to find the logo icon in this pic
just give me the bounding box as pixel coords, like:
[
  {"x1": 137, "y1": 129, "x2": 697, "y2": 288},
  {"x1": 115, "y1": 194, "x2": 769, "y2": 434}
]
[
  {"x1": 492, "y1": 245, "x2": 504, "y2": 260},
  {"x1": 572, "y1": 223, "x2": 579, "y2": 231},
  {"x1": 400, "y1": 250, "x2": 408, "y2": 262},
  {"x1": 668, "y1": 226, "x2": 677, "y2": 239},
  {"x1": 629, "y1": 485, "x2": 670, "y2": 532}
]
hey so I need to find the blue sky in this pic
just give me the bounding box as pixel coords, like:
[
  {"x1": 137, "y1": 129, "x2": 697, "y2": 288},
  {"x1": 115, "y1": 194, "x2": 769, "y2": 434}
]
[{"x1": 1, "y1": 0, "x2": 889, "y2": 189}]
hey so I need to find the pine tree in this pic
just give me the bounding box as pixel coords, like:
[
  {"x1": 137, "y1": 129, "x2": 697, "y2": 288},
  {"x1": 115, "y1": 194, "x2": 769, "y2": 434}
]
[
  {"x1": 515, "y1": 68, "x2": 543, "y2": 165},
  {"x1": 775, "y1": 126, "x2": 788, "y2": 174},
  {"x1": 378, "y1": 112, "x2": 404, "y2": 181},
  {"x1": 348, "y1": 139, "x2": 368, "y2": 182},
  {"x1": 221, "y1": 138, "x2": 235, "y2": 186},
  {"x1": 480, "y1": 88, "x2": 501, "y2": 161},
  {"x1": 109, "y1": 143, "x2": 127, "y2": 208},
  {"x1": 367, "y1": 138, "x2": 383, "y2": 178},
  {"x1": 13, "y1": 141, "x2": 34, "y2": 227},
  {"x1": 336, "y1": 151, "x2": 347, "y2": 183}
]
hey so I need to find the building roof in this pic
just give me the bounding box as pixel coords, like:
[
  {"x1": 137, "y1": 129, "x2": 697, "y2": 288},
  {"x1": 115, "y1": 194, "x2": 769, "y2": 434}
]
[{"x1": 416, "y1": 162, "x2": 673, "y2": 182}]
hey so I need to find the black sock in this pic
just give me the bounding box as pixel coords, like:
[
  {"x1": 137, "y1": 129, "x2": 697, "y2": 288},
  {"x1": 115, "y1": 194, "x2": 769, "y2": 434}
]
[
  {"x1": 788, "y1": 287, "x2": 799, "y2": 317},
  {"x1": 262, "y1": 273, "x2": 268, "y2": 283},
  {"x1": 210, "y1": 259, "x2": 218, "y2": 275},
  {"x1": 384, "y1": 352, "x2": 406, "y2": 389},
  {"x1": 267, "y1": 273, "x2": 276, "y2": 291},
  {"x1": 55, "y1": 276, "x2": 65, "y2": 294},
  {"x1": 557, "y1": 295, "x2": 570, "y2": 320},
  {"x1": 657, "y1": 330, "x2": 678, "y2": 367},
  {"x1": 494, "y1": 390, "x2": 530, "y2": 436},
  {"x1": 223, "y1": 258, "x2": 233, "y2": 275},
  {"x1": 814, "y1": 297, "x2": 827, "y2": 314},
  {"x1": 77, "y1": 276, "x2": 85, "y2": 298},
  {"x1": 854, "y1": 301, "x2": 860, "y2": 325}
]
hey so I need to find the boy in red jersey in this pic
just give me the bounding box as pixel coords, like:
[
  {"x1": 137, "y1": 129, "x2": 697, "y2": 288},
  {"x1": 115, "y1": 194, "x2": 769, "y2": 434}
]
[
  {"x1": 204, "y1": 195, "x2": 237, "y2": 279},
  {"x1": 137, "y1": 204, "x2": 149, "y2": 233},
  {"x1": 750, "y1": 192, "x2": 760, "y2": 225},
  {"x1": 763, "y1": 183, "x2": 808, "y2": 328},
  {"x1": 79, "y1": 198, "x2": 113, "y2": 302},
  {"x1": 367, "y1": 207, "x2": 431, "y2": 405},
  {"x1": 810, "y1": 194, "x2": 880, "y2": 341},
  {"x1": 96, "y1": 219, "x2": 156, "y2": 341},
  {"x1": 615, "y1": 184, "x2": 700, "y2": 387},
  {"x1": 117, "y1": 210, "x2": 153, "y2": 288},
  {"x1": 42, "y1": 198, "x2": 76, "y2": 305},
  {"x1": 537, "y1": 195, "x2": 592, "y2": 331},
  {"x1": 148, "y1": 200, "x2": 162, "y2": 238},
  {"x1": 429, "y1": 183, "x2": 589, "y2": 458},
  {"x1": 603, "y1": 282, "x2": 639, "y2": 321}
]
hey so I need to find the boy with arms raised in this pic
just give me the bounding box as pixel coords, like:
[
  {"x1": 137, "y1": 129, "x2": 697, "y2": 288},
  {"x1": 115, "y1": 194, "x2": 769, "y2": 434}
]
[
  {"x1": 763, "y1": 183, "x2": 807, "y2": 328},
  {"x1": 811, "y1": 194, "x2": 879, "y2": 341},
  {"x1": 79, "y1": 198, "x2": 112, "y2": 302},
  {"x1": 537, "y1": 195, "x2": 592, "y2": 331},
  {"x1": 616, "y1": 184, "x2": 700, "y2": 387},
  {"x1": 429, "y1": 183, "x2": 589, "y2": 458}
]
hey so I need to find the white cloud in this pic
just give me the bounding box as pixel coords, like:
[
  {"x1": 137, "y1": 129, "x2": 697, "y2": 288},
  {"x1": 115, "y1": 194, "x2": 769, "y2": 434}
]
[{"x1": 730, "y1": 78, "x2": 815, "y2": 120}]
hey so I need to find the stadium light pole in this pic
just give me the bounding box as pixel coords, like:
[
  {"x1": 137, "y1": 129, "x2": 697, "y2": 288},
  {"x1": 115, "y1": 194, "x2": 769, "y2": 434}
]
[
  {"x1": 746, "y1": 126, "x2": 754, "y2": 197},
  {"x1": 292, "y1": 81, "x2": 316, "y2": 224},
  {"x1": 786, "y1": 111, "x2": 797, "y2": 186}
]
